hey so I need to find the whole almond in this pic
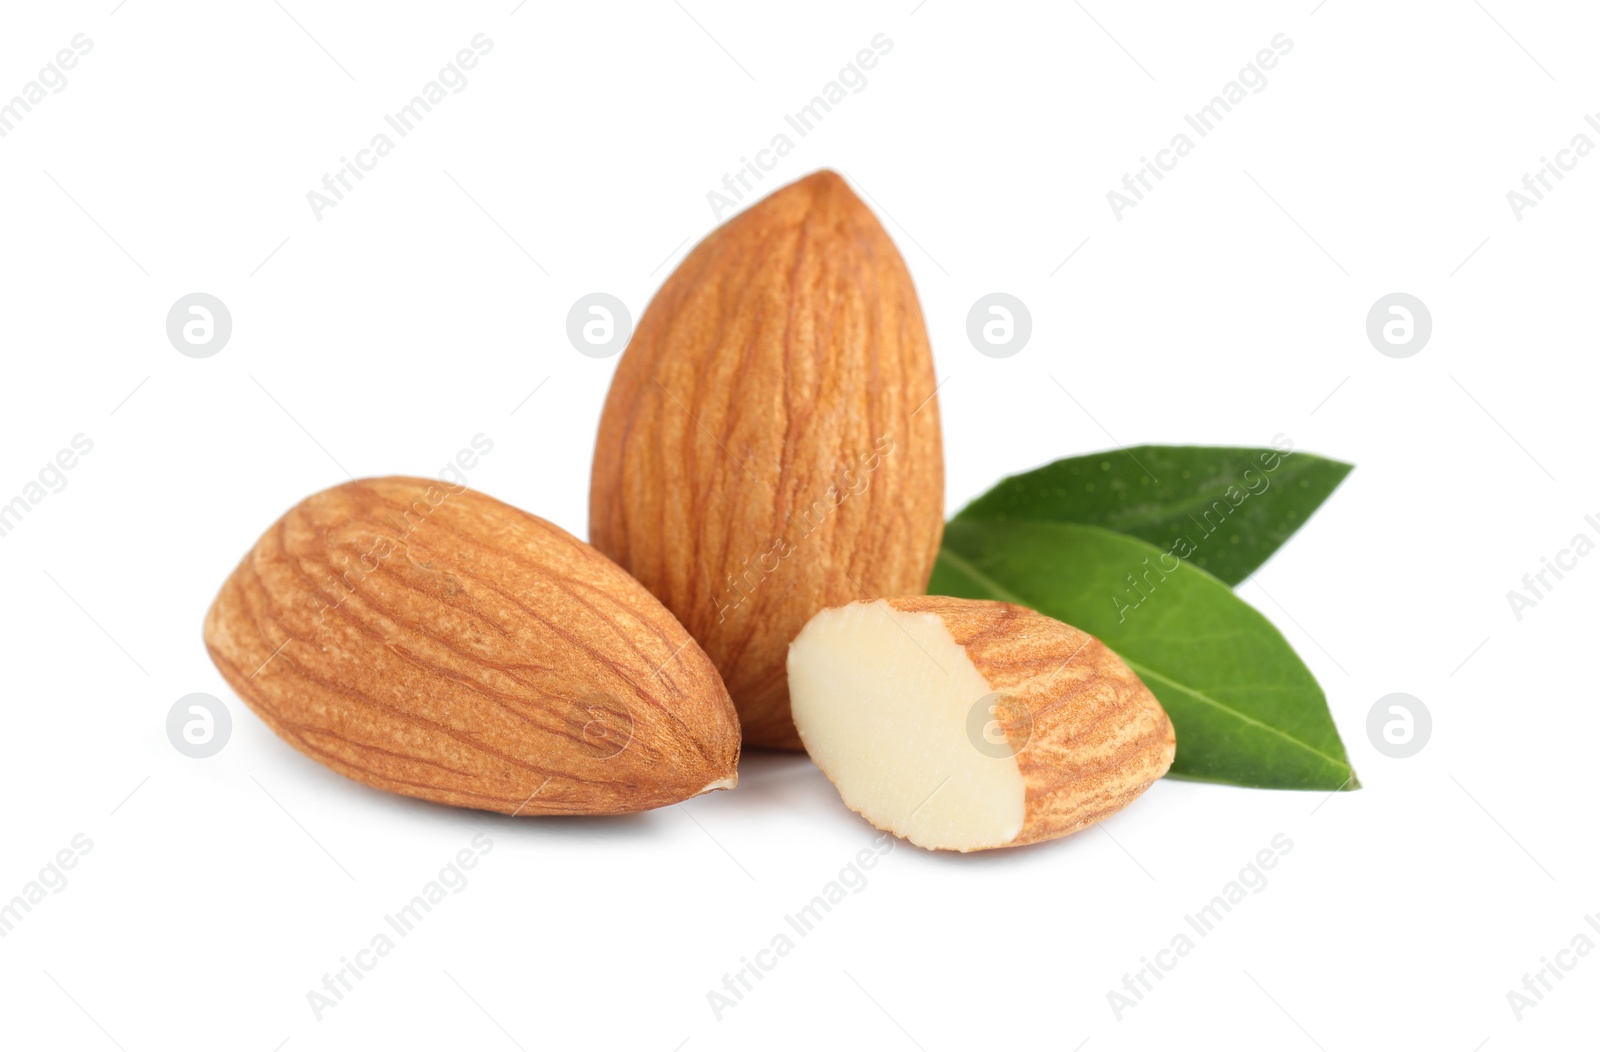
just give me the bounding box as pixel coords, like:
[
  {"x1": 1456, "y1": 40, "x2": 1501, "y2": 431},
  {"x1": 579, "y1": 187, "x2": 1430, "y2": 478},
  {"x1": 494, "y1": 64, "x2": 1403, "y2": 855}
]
[
  {"x1": 590, "y1": 170, "x2": 944, "y2": 749},
  {"x1": 204, "y1": 477, "x2": 740, "y2": 815},
  {"x1": 788, "y1": 596, "x2": 1176, "y2": 851}
]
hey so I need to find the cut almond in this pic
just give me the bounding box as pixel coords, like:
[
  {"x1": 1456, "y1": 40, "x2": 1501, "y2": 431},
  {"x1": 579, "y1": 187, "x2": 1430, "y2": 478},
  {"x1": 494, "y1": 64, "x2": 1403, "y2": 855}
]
[{"x1": 787, "y1": 596, "x2": 1175, "y2": 851}]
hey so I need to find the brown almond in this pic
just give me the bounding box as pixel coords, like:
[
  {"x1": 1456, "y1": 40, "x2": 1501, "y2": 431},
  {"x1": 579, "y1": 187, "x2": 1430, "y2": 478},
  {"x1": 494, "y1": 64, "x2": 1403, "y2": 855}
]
[
  {"x1": 590, "y1": 170, "x2": 945, "y2": 749},
  {"x1": 204, "y1": 477, "x2": 740, "y2": 815}
]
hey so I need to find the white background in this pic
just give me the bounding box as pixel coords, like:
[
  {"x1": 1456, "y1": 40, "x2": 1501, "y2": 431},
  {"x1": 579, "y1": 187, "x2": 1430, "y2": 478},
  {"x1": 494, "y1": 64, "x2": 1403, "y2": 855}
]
[{"x1": 1, "y1": 1, "x2": 1595, "y2": 1049}]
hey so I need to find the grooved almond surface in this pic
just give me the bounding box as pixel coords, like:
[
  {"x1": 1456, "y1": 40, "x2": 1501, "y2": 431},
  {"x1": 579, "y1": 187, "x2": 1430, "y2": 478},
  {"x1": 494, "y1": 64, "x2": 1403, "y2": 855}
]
[
  {"x1": 204, "y1": 477, "x2": 740, "y2": 815},
  {"x1": 590, "y1": 170, "x2": 945, "y2": 749},
  {"x1": 788, "y1": 597, "x2": 1176, "y2": 851}
]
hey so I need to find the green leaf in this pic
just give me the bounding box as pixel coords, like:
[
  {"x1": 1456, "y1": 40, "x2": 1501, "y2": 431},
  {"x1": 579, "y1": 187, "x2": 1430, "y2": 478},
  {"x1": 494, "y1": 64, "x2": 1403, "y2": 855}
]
[
  {"x1": 932, "y1": 519, "x2": 1358, "y2": 791},
  {"x1": 952, "y1": 445, "x2": 1352, "y2": 586}
]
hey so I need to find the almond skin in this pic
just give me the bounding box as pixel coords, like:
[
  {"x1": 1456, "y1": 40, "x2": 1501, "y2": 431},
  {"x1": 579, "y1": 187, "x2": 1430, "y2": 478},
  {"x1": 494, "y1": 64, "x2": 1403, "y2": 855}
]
[
  {"x1": 590, "y1": 170, "x2": 945, "y2": 749},
  {"x1": 788, "y1": 597, "x2": 1176, "y2": 851},
  {"x1": 204, "y1": 477, "x2": 740, "y2": 815}
]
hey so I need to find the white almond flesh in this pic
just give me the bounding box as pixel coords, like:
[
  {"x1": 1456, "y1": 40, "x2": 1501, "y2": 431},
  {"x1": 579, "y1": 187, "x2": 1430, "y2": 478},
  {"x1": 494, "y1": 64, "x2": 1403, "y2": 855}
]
[{"x1": 788, "y1": 597, "x2": 1176, "y2": 852}]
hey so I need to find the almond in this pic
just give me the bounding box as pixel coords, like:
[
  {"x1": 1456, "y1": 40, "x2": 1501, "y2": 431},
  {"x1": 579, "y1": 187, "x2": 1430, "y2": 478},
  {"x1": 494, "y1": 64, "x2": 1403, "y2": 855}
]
[
  {"x1": 590, "y1": 170, "x2": 945, "y2": 749},
  {"x1": 787, "y1": 597, "x2": 1176, "y2": 851},
  {"x1": 204, "y1": 477, "x2": 740, "y2": 815}
]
